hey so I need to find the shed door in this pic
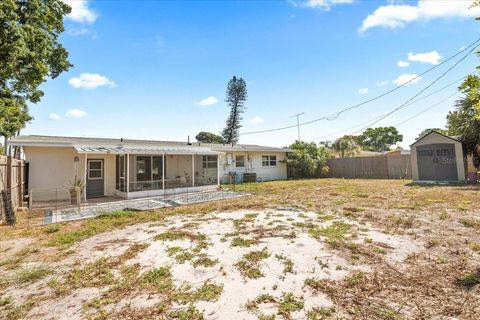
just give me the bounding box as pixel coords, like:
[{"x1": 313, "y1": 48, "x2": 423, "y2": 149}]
[
  {"x1": 87, "y1": 159, "x2": 104, "y2": 198},
  {"x1": 417, "y1": 145, "x2": 435, "y2": 180},
  {"x1": 417, "y1": 143, "x2": 458, "y2": 181},
  {"x1": 434, "y1": 143, "x2": 458, "y2": 181}
]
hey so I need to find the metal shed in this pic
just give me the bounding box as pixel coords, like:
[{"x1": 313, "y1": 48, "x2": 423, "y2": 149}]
[{"x1": 410, "y1": 131, "x2": 467, "y2": 182}]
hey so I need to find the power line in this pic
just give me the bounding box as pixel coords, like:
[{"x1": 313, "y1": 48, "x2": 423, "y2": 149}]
[
  {"x1": 313, "y1": 76, "x2": 464, "y2": 140},
  {"x1": 350, "y1": 42, "x2": 479, "y2": 135},
  {"x1": 240, "y1": 37, "x2": 480, "y2": 136},
  {"x1": 394, "y1": 91, "x2": 458, "y2": 127}
]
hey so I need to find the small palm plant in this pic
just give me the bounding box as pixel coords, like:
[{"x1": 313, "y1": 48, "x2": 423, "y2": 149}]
[{"x1": 70, "y1": 175, "x2": 85, "y2": 205}]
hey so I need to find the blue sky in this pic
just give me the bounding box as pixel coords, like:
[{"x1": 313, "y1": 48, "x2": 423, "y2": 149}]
[{"x1": 25, "y1": 0, "x2": 480, "y2": 148}]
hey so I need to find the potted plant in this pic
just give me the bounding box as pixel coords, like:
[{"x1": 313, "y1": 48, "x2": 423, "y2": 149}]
[{"x1": 70, "y1": 175, "x2": 84, "y2": 205}]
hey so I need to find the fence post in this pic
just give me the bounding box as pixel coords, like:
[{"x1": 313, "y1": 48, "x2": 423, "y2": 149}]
[
  {"x1": 6, "y1": 156, "x2": 12, "y2": 190},
  {"x1": 18, "y1": 160, "x2": 24, "y2": 206}
]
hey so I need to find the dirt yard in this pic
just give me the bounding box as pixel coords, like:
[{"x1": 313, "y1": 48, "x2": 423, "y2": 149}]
[{"x1": 1, "y1": 179, "x2": 479, "y2": 319}]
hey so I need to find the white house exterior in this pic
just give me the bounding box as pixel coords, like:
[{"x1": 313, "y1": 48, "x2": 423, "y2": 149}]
[{"x1": 7, "y1": 135, "x2": 289, "y2": 204}]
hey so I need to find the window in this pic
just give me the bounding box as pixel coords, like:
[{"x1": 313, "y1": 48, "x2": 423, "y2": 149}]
[
  {"x1": 436, "y1": 149, "x2": 453, "y2": 156},
  {"x1": 235, "y1": 155, "x2": 245, "y2": 168},
  {"x1": 88, "y1": 160, "x2": 103, "y2": 179},
  {"x1": 418, "y1": 150, "x2": 432, "y2": 157},
  {"x1": 202, "y1": 155, "x2": 217, "y2": 168},
  {"x1": 136, "y1": 156, "x2": 164, "y2": 181},
  {"x1": 262, "y1": 155, "x2": 277, "y2": 167}
]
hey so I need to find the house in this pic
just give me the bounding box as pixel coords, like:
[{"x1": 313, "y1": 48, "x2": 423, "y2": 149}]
[
  {"x1": 410, "y1": 131, "x2": 467, "y2": 182},
  {"x1": 7, "y1": 135, "x2": 289, "y2": 203}
]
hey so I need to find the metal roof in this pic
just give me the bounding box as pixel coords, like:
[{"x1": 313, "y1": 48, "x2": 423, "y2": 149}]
[
  {"x1": 8, "y1": 135, "x2": 291, "y2": 153},
  {"x1": 73, "y1": 145, "x2": 221, "y2": 155}
]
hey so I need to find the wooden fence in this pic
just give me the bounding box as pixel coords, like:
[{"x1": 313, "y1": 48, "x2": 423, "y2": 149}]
[
  {"x1": 0, "y1": 155, "x2": 25, "y2": 224},
  {"x1": 326, "y1": 155, "x2": 412, "y2": 179}
]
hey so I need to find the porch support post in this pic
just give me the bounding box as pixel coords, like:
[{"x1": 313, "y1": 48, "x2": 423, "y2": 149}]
[
  {"x1": 217, "y1": 154, "x2": 220, "y2": 186},
  {"x1": 83, "y1": 153, "x2": 87, "y2": 202},
  {"x1": 162, "y1": 153, "x2": 165, "y2": 190},
  {"x1": 126, "y1": 154, "x2": 129, "y2": 198},
  {"x1": 192, "y1": 154, "x2": 195, "y2": 187}
]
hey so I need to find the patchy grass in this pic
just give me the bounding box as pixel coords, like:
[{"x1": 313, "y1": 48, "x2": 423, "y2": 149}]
[
  {"x1": 15, "y1": 266, "x2": 50, "y2": 284},
  {"x1": 236, "y1": 248, "x2": 270, "y2": 279},
  {"x1": 231, "y1": 236, "x2": 257, "y2": 247},
  {"x1": 154, "y1": 230, "x2": 207, "y2": 242},
  {"x1": 308, "y1": 221, "x2": 352, "y2": 242},
  {"x1": 277, "y1": 292, "x2": 304, "y2": 319}
]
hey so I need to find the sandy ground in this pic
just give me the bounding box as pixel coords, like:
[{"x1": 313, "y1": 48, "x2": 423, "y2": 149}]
[{"x1": 0, "y1": 208, "x2": 420, "y2": 320}]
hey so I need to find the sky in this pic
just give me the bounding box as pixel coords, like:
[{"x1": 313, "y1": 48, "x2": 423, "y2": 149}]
[{"x1": 24, "y1": 0, "x2": 480, "y2": 149}]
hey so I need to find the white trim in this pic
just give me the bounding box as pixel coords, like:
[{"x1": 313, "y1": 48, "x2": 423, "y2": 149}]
[
  {"x1": 87, "y1": 159, "x2": 104, "y2": 180},
  {"x1": 192, "y1": 154, "x2": 195, "y2": 187},
  {"x1": 83, "y1": 153, "x2": 87, "y2": 201}
]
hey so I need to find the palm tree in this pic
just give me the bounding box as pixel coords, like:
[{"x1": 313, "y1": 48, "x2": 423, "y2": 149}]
[
  {"x1": 332, "y1": 135, "x2": 360, "y2": 158},
  {"x1": 447, "y1": 81, "x2": 480, "y2": 166}
]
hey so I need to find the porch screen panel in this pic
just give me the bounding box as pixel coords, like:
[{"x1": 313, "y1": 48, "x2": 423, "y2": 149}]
[
  {"x1": 136, "y1": 156, "x2": 151, "y2": 181},
  {"x1": 152, "y1": 156, "x2": 164, "y2": 181}
]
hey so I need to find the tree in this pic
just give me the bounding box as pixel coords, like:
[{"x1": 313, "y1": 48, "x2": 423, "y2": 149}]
[
  {"x1": 446, "y1": 74, "x2": 480, "y2": 167},
  {"x1": 195, "y1": 131, "x2": 225, "y2": 144},
  {"x1": 415, "y1": 128, "x2": 448, "y2": 140},
  {"x1": 285, "y1": 140, "x2": 329, "y2": 178},
  {"x1": 222, "y1": 76, "x2": 247, "y2": 144},
  {"x1": 332, "y1": 135, "x2": 360, "y2": 158},
  {"x1": 0, "y1": 0, "x2": 72, "y2": 153},
  {"x1": 358, "y1": 127, "x2": 403, "y2": 151}
]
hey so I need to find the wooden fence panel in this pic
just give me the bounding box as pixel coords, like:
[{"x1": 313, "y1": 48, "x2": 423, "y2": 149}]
[
  {"x1": 0, "y1": 155, "x2": 25, "y2": 224},
  {"x1": 327, "y1": 155, "x2": 412, "y2": 179}
]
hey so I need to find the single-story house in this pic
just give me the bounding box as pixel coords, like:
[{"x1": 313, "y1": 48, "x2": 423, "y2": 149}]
[
  {"x1": 7, "y1": 135, "x2": 290, "y2": 203},
  {"x1": 410, "y1": 131, "x2": 467, "y2": 182}
]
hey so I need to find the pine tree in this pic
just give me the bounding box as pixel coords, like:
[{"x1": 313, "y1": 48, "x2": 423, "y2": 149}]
[{"x1": 222, "y1": 76, "x2": 248, "y2": 144}]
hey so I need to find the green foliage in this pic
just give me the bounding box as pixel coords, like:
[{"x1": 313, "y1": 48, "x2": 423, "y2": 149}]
[
  {"x1": 15, "y1": 266, "x2": 50, "y2": 284},
  {"x1": 277, "y1": 292, "x2": 304, "y2": 319},
  {"x1": 195, "y1": 131, "x2": 225, "y2": 144},
  {"x1": 222, "y1": 76, "x2": 248, "y2": 144},
  {"x1": 331, "y1": 135, "x2": 361, "y2": 158},
  {"x1": 286, "y1": 140, "x2": 329, "y2": 178},
  {"x1": 447, "y1": 74, "x2": 480, "y2": 167},
  {"x1": 358, "y1": 126, "x2": 403, "y2": 151},
  {"x1": 0, "y1": 0, "x2": 72, "y2": 140},
  {"x1": 415, "y1": 128, "x2": 448, "y2": 140}
]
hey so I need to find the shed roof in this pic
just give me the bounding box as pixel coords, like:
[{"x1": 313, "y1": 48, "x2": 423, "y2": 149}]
[
  {"x1": 410, "y1": 130, "x2": 462, "y2": 147},
  {"x1": 8, "y1": 135, "x2": 291, "y2": 153}
]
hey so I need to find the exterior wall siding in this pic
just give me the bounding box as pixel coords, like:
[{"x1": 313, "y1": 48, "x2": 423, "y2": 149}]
[{"x1": 218, "y1": 151, "x2": 288, "y2": 183}]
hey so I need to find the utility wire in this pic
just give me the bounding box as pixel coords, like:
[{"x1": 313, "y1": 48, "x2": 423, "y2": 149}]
[
  {"x1": 350, "y1": 42, "x2": 479, "y2": 135},
  {"x1": 394, "y1": 91, "x2": 458, "y2": 127},
  {"x1": 313, "y1": 76, "x2": 464, "y2": 140},
  {"x1": 240, "y1": 37, "x2": 480, "y2": 136}
]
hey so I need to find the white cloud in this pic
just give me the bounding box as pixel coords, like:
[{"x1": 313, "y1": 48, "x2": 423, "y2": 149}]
[
  {"x1": 289, "y1": 0, "x2": 353, "y2": 11},
  {"x1": 376, "y1": 80, "x2": 389, "y2": 86},
  {"x1": 65, "y1": 109, "x2": 87, "y2": 118},
  {"x1": 407, "y1": 50, "x2": 442, "y2": 65},
  {"x1": 397, "y1": 60, "x2": 410, "y2": 68},
  {"x1": 197, "y1": 96, "x2": 219, "y2": 107},
  {"x1": 63, "y1": 0, "x2": 98, "y2": 24},
  {"x1": 360, "y1": 1, "x2": 480, "y2": 32},
  {"x1": 357, "y1": 87, "x2": 368, "y2": 94},
  {"x1": 68, "y1": 73, "x2": 116, "y2": 89},
  {"x1": 49, "y1": 113, "x2": 61, "y2": 121},
  {"x1": 249, "y1": 116, "x2": 265, "y2": 124},
  {"x1": 393, "y1": 73, "x2": 422, "y2": 86}
]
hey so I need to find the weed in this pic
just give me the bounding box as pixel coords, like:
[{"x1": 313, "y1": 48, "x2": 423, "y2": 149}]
[
  {"x1": 155, "y1": 230, "x2": 206, "y2": 242},
  {"x1": 142, "y1": 266, "x2": 173, "y2": 291},
  {"x1": 43, "y1": 224, "x2": 61, "y2": 234},
  {"x1": 192, "y1": 255, "x2": 218, "y2": 268},
  {"x1": 236, "y1": 248, "x2": 270, "y2": 278},
  {"x1": 191, "y1": 282, "x2": 224, "y2": 301},
  {"x1": 470, "y1": 242, "x2": 480, "y2": 252},
  {"x1": 277, "y1": 292, "x2": 304, "y2": 319},
  {"x1": 66, "y1": 258, "x2": 115, "y2": 288},
  {"x1": 304, "y1": 278, "x2": 323, "y2": 290},
  {"x1": 460, "y1": 218, "x2": 480, "y2": 229},
  {"x1": 0, "y1": 296, "x2": 12, "y2": 307},
  {"x1": 306, "y1": 306, "x2": 336, "y2": 320},
  {"x1": 48, "y1": 278, "x2": 68, "y2": 295},
  {"x1": 169, "y1": 304, "x2": 204, "y2": 320},
  {"x1": 308, "y1": 221, "x2": 351, "y2": 242},
  {"x1": 166, "y1": 246, "x2": 184, "y2": 256},
  {"x1": 16, "y1": 266, "x2": 50, "y2": 284},
  {"x1": 275, "y1": 254, "x2": 295, "y2": 274},
  {"x1": 231, "y1": 237, "x2": 257, "y2": 247},
  {"x1": 457, "y1": 270, "x2": 480, "y2": 288}
]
